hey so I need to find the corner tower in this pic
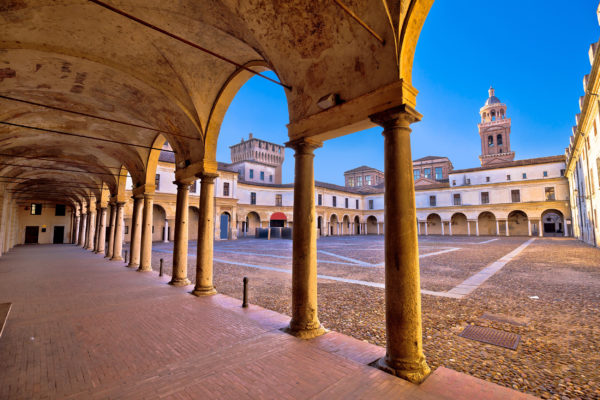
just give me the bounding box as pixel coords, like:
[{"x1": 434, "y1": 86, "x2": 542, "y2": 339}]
[{"x1": 478, "y1": 87, "x2": 515, "y2": 166}]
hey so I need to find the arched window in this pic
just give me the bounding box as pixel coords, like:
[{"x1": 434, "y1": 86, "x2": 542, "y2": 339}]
[
  {"x1": 491, "y1": 110, "x2": 496, "y2": 121},
  {"x1": 488, "y1": 135, "x2": 494, "y2": 147},
  {"x1": 497, "y1": 134, "x2": 503, "y2": 146}
]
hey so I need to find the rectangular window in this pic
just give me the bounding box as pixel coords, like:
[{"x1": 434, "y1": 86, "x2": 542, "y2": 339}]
[
  {"x1": 452, "y1": 180, "x2": 456, "y2": 186},
  {"x1": 249, "y1": 169, "x2": 254, "y2": 179},
  {"x1": 522, "y1": 173, "x2": 527, "y2": 179},
  {"x1": 55, "y1": 204, "x2": 66, "y2": 216},
  {"x1": 424, "y1": 168, "x2": 432, "y2": 179},
  {"x1": 348, "y1": 177, "x2": 354, "y2": 187},
  {"x1": 275, "y1": 194, "x2": 282, "y2": 206},
  {"x1": 413, "y1": 170, "x2": 420, "y2": 181},
  {"x1": 429, "y1": 195, "x2": 436, "y2": 207},
  {"x1": 124, "y1": 226, "x2": 129, "y2": 235},
  {"x1": 369, "y1": 199, "x2": 374, "y2": 209},
  {"x1": 435, "y1": 167, "x2": 443, "y2": 180},
  {"x1": 332, "y1": 196, "x2": 337, "y2": 207},
  {"x1": 318, "y1": 194, "x2": 322, "y2": 206},
  {"x1": 355, "y1": 199, "x2": 359, "y2": 209},
  {"x1": 543, "y1": 171, "x2": 548, "y2": 177},
  {"x1": 560, "y1": 169, "x2": 566, "y2": 177},
  {"x1": 507, "y1": 174, "x2": 511, "y2": 181},
  {"x1": 31, "y1": 203, "x2": 42, "y2": 215},
  {"x1": 190, "y1": 181, "x2": 197, "y2": 193},
  {"x1": 481, "y1": 192, "x2": 489, "y2": 204},
  {"x1": 365, "y1": 175, "x2": 372, "y2": 185},
  {"x1": 511, "y1": 189, "x2": 520, "y2": 203},
  {"x1": 453, "y1": 193, "x2": 461, "y2": 206},
  {"x1": 486, "y1": 176, "x2": 490, "y2": 182},
  {"x1": 466, "y1": 178, "x2": 471, "y2": 185},
  {"x1": 269, "y1": 175, "x2": 273, "y2": 182},
  {"x1": 545, "y1": 187, "x2": 555, "y2": 201},
  {"x1": 356, "y1": 176, "x2": 363, "y2": 186},
  {"x1": 260, "y1": 171, "x2": 265, "y2": 181},
  {"x1": 155, "y1": 173, "x2": 160, "y2": 190},
  {"x1": 250, "y1": 192, "x2": 256, "y2": 205},
  {"x1": 345, "y1": 198, "x2": 349, "y2": 208},
  {"x1": 223, "y1": 182, "x2": 230, "y2": 196}
]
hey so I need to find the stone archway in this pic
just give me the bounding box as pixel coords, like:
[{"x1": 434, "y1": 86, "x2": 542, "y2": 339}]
[
  {"x1": 152, "y1": 204, "x2": 167, "y2": 242},
  {"x1": 508, "y1": 210, "x2": 529, "y2": 236},
  {"x1": 330, "y1": 214, "x2": 339, "y2": 236},
  {"x1": 451, "y1": 213, "x2": 468, "y2": 235},
  {"x1": 542, "y1": 209, "x2": 565, "y2": 237},
  {"x1": 478, "y1": 212, "x2": 497, "y2": 235},
  {"x1": 354, "y1": 215, "x2": 360, "y2": 235},
  {"x1": 342, "y1": 215, "x2": 351, "y2": 235},
  {"x1": 366, "y1": 216, "x2": 378, "y2": 235},
  {"x1": 245, "y1": 212, "x2": 260, "y2": 237},
  {"x1": 426, "y1": 213, "x2": 442, "y2": 235}
]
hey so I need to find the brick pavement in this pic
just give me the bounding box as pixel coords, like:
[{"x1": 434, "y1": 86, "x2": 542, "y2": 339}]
[{"x1": 0, "y1": 244, "x2": 535, "y2": 399}]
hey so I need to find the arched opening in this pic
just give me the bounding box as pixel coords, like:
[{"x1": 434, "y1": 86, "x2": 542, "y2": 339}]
[
  {"x1": 508, "y1": 210, "x2": 529, "y2": 236},
  {"x1": 245, "y1": 212, "x2": 260, "y2": 237},
  {"x1": 152, "y1": 204, "x2": 167, "y2": 242},
  {"x1": 330, "y1": 214, "x2": 339, "y2": 236},
  {"x1": 317, "y1": 216, "x2": 322, "y2": 236},
  {"x1": 366, "y1": 216, "x2": 378, "y2": 235},
  {"x1": 497, "y1": 134, "x2": 503, "y2": 146},
  {"x1": 450, "y1": 213, "x2": 468, "y2": 235},
  {"x1": 188, "y1": 206, "x2": 199, "y2": 241},
  {"x1": 220, "y1": 212, "x2": 231, "y2": 240},
  {"x1": 542, "y1": 209, "x2": 565, "y2": 237},
  {"x1": 478, "y1": 212, "x2": 497, "y2": 235},
  {"x1": 488, "y1": 135, "x2": 494, "y2": 147},
  {"x1": 426, "y1": 213, "x2": 442, "y2": 235},
  {"x1": 270, "y1": 212, "x2": 287, "y2": 228},
  {"x1": 342, "y1": 215, "x2": 350, "y2": 235},
  {"x1": 354, "y1": 215, "x2": 360, "y2": 235}
]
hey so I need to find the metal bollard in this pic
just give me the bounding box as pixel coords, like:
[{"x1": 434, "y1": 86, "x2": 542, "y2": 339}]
[
  {"x1": 124, "y1": 250, "x2": 128, "y2": 264},
  {"x1": 242, "y1": 277, "x2": 249, "y2": 308},
  {"x1": 159, "y1": 258, "x2": 163, "y2": 277}
]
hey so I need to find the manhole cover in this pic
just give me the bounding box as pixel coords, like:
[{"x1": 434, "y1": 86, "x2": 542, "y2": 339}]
[{"x1": 458, "y1": 325, "x2": 520, "y2": 350}]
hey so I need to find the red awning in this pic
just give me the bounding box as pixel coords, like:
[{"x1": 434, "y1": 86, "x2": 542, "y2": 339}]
[{"x1": 270, "y1": 212, "x2": 287, "y2": 221}]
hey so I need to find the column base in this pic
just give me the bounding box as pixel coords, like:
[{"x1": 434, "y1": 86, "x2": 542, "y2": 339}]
[
  {"x1": 137, "y1": 265, "x2": 152, "y2": 272},
  {"x1": 110, "y1": 256, "x2": 123, "y2": 261},
  {"x1": 376, "y1": 356, "x2": 431, "y2": 384},
  {"x1": 283, "y1": 324, "x2": 327, "y2": 340},
  {"x1": 169, "y1": 277, "x2": 191, "y2": 287},
  {"x1": 127, "y1": 263, "x2": 139, "y2": 269},
  {"x1": 191, "y1": 286, "x2": 217, "y2": 296}
]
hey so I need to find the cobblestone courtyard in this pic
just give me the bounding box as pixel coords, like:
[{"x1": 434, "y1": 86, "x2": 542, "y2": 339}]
[{"x1": 130, "y1": 236, "x2": 600, "y2": 399}]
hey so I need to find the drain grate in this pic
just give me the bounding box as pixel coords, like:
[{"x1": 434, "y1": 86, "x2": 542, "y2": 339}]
[{"x1": 458, "y1": 325, "x2": 521, "y2": 350}]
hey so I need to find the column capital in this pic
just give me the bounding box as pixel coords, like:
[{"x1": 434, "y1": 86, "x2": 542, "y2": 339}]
[
  {"x1": 142, "y1": 193, "x2": 154, "y2": 200},
  {"x1": 195, "y1": 172, "x2": 219, "y2": 182},
  {"x1": 284, "y1": 138, "x2": 322, "y2": 154},
  {"x1": 132, "y1": 194, "x2": 144, "y2": 200},
  {"x1": 115, "y1": 201, "x2": 126, "y2": 206},
  {"x1": 173, "y1": 180, "x2": 192, "y2": 189},
  {"x1": 369, "y1": 104, "x2": 422, "y2": 129}
]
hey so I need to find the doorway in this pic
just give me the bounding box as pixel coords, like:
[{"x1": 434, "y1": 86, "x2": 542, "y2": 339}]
[
  {"x1": 53, "y1": 226, "x2": 65, "y2": 244},
  {"x1": 25, "y1": 226, "x2": 39, "y2": 244},
  {"x1": 220, "y1": 213, "x2": 230, "y2": 240}
]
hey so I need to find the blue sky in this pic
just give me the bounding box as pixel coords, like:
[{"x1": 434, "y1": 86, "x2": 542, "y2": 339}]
[{"x1": 217, "y1": 1, "x2": 599, "y2": 185}]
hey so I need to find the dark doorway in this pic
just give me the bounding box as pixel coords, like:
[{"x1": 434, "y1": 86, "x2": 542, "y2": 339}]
[
  {"x1": 53, "y1": 226, "x2": 65, "y2": 244},
  {"x1": 220, "y1": 213, "x2": 230, "y2": 240},
  {"x1": 25, "y1": 226, "x2": 39, "y2": 244}
]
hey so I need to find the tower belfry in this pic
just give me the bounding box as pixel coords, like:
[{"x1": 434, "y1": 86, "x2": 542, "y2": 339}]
[{"x1": 478, "y1": 87, "x2": 515, "y2": 166}]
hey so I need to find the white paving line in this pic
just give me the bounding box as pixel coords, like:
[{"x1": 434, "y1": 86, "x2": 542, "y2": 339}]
[
  {"x1": 444, "y1": 238, "x2": 535, "y2": 298},
  {"x1": 371, "y1": 247, "x2": 461, "y2": 267},
  {"x1": 214, "y1": 249, "x2": 372, "y2": 267},
  {"x1": 317, "y1": 250, "x2": 373, "y2": 266}
]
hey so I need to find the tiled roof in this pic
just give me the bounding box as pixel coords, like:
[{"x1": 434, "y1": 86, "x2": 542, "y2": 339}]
[
  {"x1": 344, "y1": 165, "x2": 382, "y2": 174},
  {"x1": 414, "y1": 156, "x2": 448, "y2": 162},
  {"x1": 451, "y1": 155, "x2": 565, "y2": 174}
]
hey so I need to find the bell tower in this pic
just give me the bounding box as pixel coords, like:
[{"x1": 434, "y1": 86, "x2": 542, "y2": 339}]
[{"x1": 478, "y1": 87, "x2": 515, "y2": 166}]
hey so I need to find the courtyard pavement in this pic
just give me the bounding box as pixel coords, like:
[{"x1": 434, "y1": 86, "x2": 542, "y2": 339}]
[
  {"x1": 0, "y1": 244, "x2": 540, "y2": 399},
  {"x1": 140, "y1": 235, "x2": 600, "y2": 399}
]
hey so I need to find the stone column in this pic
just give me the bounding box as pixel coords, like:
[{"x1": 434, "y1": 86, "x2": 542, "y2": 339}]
[
  {"x1": 283, "y1": 139, "x2": 324, "y2": 339},
  {"x1": 539, "y1": 221, "x2": 543, "y2": 237},
  {"x1": 95, "y1": 207, "x2": 107, "y2": 254},
  {"x1": 425, "y1": 222, "x2": 428, "y2": 236},
  {"x1": 111, "y1": 202, "x2": 125, "y2": 261},
  {"x1": 85, "y1": 210, "x2": 94, "y2": 249},
  {"x1": 170, "y1": 182, "x2": 191, "y2": 286},
  {"x1": 528, "y1": 219, "x2": 532, "y2": 236},
  {"x1": 476, "y1": 220, "x2": 480, "y2": 236},
  {"x1": 128, "y1": 195, "x2": 143, "y2": 268},
  {"x1": 441, "y1": 221, "x2": 445, "y2": 236},
  {"x1": 106, "y1": 204, "x2": 116, "y2": 258},
  {"x1": 138, "y1": 193, "x2": 154, "y2": 272},
  {"x1": 73, "y1": 214, "x2": 80, "y2": 244},
  {"x1": 377, "y1": 223, "x2": 380, "y2": 235},
  {"x1": 371, "y1": 106, "x2": 430, "y2": 383},
  {"x1": 467, "y1": 221, "x2": 471, "y2": 236},
  {"x1": 564, "y1": 223, "x2": 568, "y2": 237},
  {"x1": 79, "y1": 212, "x2": 87, "y2": 247},
  {"x1": 192, "y1": 173, "x2": 218, "y2": 296},
  {"x1": 505, "y1": 220, "x2": 509, "y2": 237},
  {"x1": 93, "y1": 207, "x2": 101, "y2": 251},
  {"x1": 495, "y1": 220, "x2": 500, "y2": 236},
  {"x1": 163, "y1": 220, "x2": 169, "y2": 243},
  {"x1": 417, "y1": 221, "x2": 420, "y2": 235},
  {"x1": 448, "y1": 221, "x2": 453, "y2": 236}
]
